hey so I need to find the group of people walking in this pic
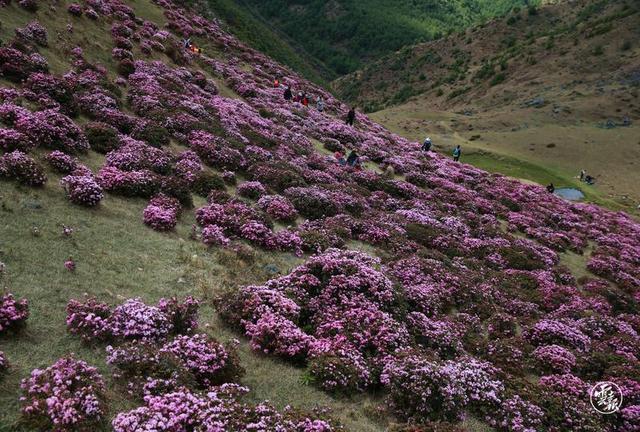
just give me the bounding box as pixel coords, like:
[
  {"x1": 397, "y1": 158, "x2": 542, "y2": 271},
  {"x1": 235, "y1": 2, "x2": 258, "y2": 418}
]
[
  {"x1": 280, "y1": 80, "x2": 326, "y2": 112},
  {"x1": 277, "y1": 77, "x2": 358, "y2": 126}
]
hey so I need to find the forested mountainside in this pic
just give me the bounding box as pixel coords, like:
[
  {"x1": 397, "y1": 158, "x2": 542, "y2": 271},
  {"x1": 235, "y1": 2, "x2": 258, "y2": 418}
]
[
  {"x1": 333, "y1": 0, "x2": 639, "y2": 112},
  {"x1": 205, "y1": 0, "x2": 539, "y2": 78}
]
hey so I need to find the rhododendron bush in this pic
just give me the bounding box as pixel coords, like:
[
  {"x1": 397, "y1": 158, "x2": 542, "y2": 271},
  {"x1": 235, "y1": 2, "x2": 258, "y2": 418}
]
[
  {"x1": 0, "y1": 292, "x2": 29, "y2": 333},
  {"x1": 20, "y1": 357, "x2": 106, "y2": 431},
  {"x1": 66, "y1": 296, "x2": 198, "y2": 342},
  {"x1": 112, "y1": 384, "x2": 336, "y2": 432},
  {"x1": 61, "y1": 174, "x2": 104, "y2": 207},
  {"x1": 0, "y1": 151, "x2": 47, "y2": 186}
]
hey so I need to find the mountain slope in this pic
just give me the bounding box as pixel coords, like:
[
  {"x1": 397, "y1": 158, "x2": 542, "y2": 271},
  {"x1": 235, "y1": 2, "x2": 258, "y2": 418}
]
[
  {"x1": 0, "y1": 0, "x2": 639, "y2": 431},
  {"x1": 226, "y1": 0, "x2": 539, "y2": 76},
  {"x1": 334, "y1": 0, "x2": 639, "y2": 111},
  {"x1": 334, "y1": 0, "x2": 640, "y2": 205}
]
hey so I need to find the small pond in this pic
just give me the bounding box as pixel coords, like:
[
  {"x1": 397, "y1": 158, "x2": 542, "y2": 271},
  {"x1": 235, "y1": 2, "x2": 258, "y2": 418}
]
[{"x1": 554, "y1": 187, "x2": 585, "y2": 201}]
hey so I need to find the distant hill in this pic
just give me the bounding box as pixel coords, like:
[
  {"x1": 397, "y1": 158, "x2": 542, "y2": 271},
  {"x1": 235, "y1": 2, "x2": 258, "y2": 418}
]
[
  {"x1": 210, "y1": 0, "x2": 538, "y2": 78},
  {"x1": 333, "y1": 0, "x2": 640, "y2": 205},
  {"x1": 333, "y1": 0, "x2": 640, "y2": 112}
]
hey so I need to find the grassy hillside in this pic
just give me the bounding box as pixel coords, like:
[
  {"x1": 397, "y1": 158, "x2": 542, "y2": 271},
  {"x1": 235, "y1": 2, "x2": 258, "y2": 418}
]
[
  {"x1": 227, "y1": 0, "x2": 539, "y2": 77},
  {"x1": 0, "y1": 175, "x2": 384, "y2": 431},
  {"x1": 334, "y1": 0, "x2": 639, "y2": 111},
  {"x1": 1, "y1": 0, "x2": 639, "y2": 431},
  {"x1": 338, "y1": 0, "x2": 640, "y2": 208},
  {"x1": 0, "y1": 1, "x2": 380, "y2": 429}
]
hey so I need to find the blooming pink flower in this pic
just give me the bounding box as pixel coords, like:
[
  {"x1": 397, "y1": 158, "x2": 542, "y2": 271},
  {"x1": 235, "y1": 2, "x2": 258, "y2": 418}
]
[{"x1": 64, "y1": 258, "x2": 76, "y2": 272}]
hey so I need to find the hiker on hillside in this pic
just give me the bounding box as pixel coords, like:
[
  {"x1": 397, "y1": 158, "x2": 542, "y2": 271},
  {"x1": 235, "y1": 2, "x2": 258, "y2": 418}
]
[
  {"x1": 422, "y1": 137, "x2": 432, "y2": 152},
  {"x1": 346, "y1": 150, "x2": 359, "y2": 167},
  {"x1": 183, "y1": 38, "x2": 192, "y2": 49},
  {"x1": 294, "y1": 92, "x2": 303, "y2": 103},
  {"x1": 334, "y1": 151, "x2": 346, "y2": 165},
  {"x1": 580, "y1": 169, "x2": 586, "y2": 182},
  {"x1": 453, "y1": 145, "x2": 461, "y2": 162},
  {"x1": 283, "y1": 86, "x2": 293, "y2": 101},
  {"x1": 547, "y1": 183, "x2": 555, "y2": 193},
  {"x1": 316, "y1": 96, "x2": 324, "y2": 112},
  {"x1": 585, "y1": 175, "x2": 595, "y2": 185},
  {"x1": 274, "y1": 77, "x2": 280, "y2": 88},
  {"x1": 301, "y1": 93, "x2": 309, "y2": 107},
  {"x1": 346, "y1": 107, "x2": 356, "y2": 126}
]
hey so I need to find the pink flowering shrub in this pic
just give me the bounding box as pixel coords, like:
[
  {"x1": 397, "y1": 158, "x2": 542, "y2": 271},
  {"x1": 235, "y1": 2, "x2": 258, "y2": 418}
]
[
  {"x1": 524, "y1": 319, "x2": 590, "y2": 351},
  {"x1": 67, "y1": 3, "x2": 83, "y2": 16},
  {"x1": 20, "y1": 357, "x2": 106, "y2": 431},
  {"x1": 65, "y1": 298, "x2": 111, "y2": 342},
  {"x1": 536, "y1": 374, "x2": 602, "y2": 430},
  {"x1": 201, "y1": 224, "x2": 231, "y2": 247},
  {"x1": 0, "y1": 128, "x2": 33, "y2": 152},
  {"x1": 407, "y1": 312, "x2": 463, "y2": 358},
  {"x1": 107, "y1": 334, "x2": 243, "y2": 395},
  {"x1": 188, "y1": 131, "x2": 246, "y2": 171},
  {"x1": 0, "y1": 151, "x2": 47, "y2": 186},
  {"x1": 308, "y1": 342, "x2": 372, "y2": 393},
  {"x1": 105, "y1": 138, "x2": 171, "y2": 174},
  {"x1": 531, "y1": 344, "x2": 576, "y2": 374},
  {"x1": 143, "y1": 194, "x2": 181, "y2": 231},
  {"x1": 15, "y1": 21, "x2": 48, "y2": 47},
  {"x1": 112, "y1": 385, "x2": 336, "y2": 432},
  {"x1": 109, "y1": 298, "x2": 171, "y2": 341},
  {"x1": 488, "y1": 395, "x2": 544, "y2": 432},
  {"x1": 239, "y1": 220, "x2": 275, "y2": 247},
  {"x1": 157, "y1": 296, "x2": 199, "y2": 335},
  {"x1": 620, "y1": 405, "x2": 640, "y2": 432},
  {"x1": 0, "y1": 293, "x2": 29, "y2": 333},
  {"x1": 258, "y1": 194, "x2": 298, "y2": 222},
  {"x1": 174, "y1": 150, "x2": 202, "y2": 184},
  {"x1": 237, "y1": 181, "x2": 267, "y2": 200},
  {"x1": 66, "y1": 296, "x2": 199, "y2": 343},
  {"x1": 46, "y1": 150, "x2": 77, "y2": 173},
  {"x1": 380, "y1": 353, "x2": 504, "y2": 422},
  {"x1": 245, "y1": 312, "x2": 313, "y2": 361},
  {"x1": 16, "y1": 109, "x2": 88, "y2": 153},
  {"x1": 220, "y1": 249, "x2": 409, "y2": 390},
  {"x1": 273, "y1": 229, "x2": 304, "y2": 255},
  {"x1": 0, "y1": 49, "x2": 48, "y2": 83},
  {"x1": 97, "y1": 166, "x2": 160, "y2": 198},
  {"x1": 285, "y1": 186, "x2": 339, "y2": 219},
  {"x1": 159, "y1": 334, "x2": 244, "y2": 387},
  {"x1": 106, "y1": 340, "x2": 194, "y2": 396},
  {"x1": 60, "y1": 175, "x2": 104, "y2": 207}
]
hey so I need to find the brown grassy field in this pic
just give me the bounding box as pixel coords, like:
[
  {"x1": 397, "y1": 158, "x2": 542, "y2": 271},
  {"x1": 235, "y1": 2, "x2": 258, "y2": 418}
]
[{"x1": 370, "y1": 101, "x2": 640, "y2": 212}]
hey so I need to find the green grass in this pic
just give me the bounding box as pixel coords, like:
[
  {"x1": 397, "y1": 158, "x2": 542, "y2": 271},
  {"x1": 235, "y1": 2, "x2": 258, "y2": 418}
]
[
  {"x1": 0, "y1": 167, "x2": 384, "y2": 431},
  {"x1": 462, "y1": 151, "x2": 628, "y2": 211}
]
